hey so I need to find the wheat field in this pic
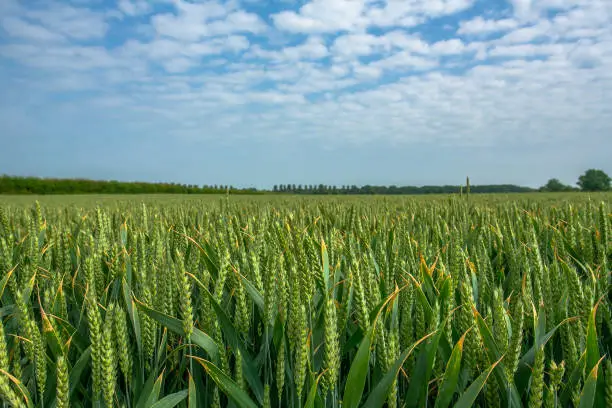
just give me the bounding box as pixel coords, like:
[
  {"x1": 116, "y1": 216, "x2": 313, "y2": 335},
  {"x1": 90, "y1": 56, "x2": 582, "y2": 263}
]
[{"x1": 0, "y1": 194, "x2": 610, "y2": 407}]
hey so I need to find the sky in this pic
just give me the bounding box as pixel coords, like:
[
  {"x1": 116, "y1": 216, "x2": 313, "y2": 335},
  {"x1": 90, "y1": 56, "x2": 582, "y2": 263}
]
[{"x1": 0, "y1": 0, "x2": 611, "y2": 189}]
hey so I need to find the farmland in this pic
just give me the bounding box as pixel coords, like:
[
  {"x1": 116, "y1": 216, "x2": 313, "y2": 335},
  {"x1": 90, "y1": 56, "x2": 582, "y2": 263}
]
[{"x1": 0, "y1": 193, "x2": 611, "y2": 407}]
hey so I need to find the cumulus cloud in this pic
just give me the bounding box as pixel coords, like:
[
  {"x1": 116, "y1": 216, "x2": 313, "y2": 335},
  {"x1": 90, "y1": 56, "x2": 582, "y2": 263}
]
[
  {"x1": 458, "y1": 17, "x2": 518, "y2": 35},
  {"x1": 431, "y1": 39, "x2": 466, "y2": 55},
  {"x1": 249, "y1": 36, "x2": 328, "y2": 62},
  {"x1": 152, "y1": 1, "x2": 266, "y2": 41},
  {"x1": 353, "y1": 64, "x2": 382, "y2": 79},
  {"x1": 331, "y1": 31, "x2": 431, "y2": 59},
  {"x1": 272, "y1": 0, "x2": 479, "y2": 33},
  {"x1": 498, "y1": 21, "x2": 551, "y2": 44},
  {"x1": 488, "y1": 43, "x2": 564, "y2": 58},
  {"x1": 1, "y1": 17, "x2": 65, "y2": 42},
  {"x1": 0, "y1": 43, "x2": 134, "y2": 71},
  {"x1": 510, "y1": 0, "x2": 534, "y2": 21},
  {"x1": 118, "y1": 0, "x2": 151, "y2": 17},
  {"x1": 0, "y1": 0, "x2": 610, "y2": 153},
  {"x1": 272, "y1": 0, "x2": 367, "y2": 33},
  {"x1": 24, "y1": 3, "x2": 109, "y2": 40},
  {"x1": 365, "y1": 0, "x2": 476, "y2": 28}
]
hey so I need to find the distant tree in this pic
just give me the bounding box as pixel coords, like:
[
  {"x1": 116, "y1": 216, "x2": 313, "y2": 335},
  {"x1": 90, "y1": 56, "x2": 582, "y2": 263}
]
[
  {"x1": 541, "y1": 178, "x2": 569, "y2": 192},
  {"x1": 0, "y1": 175, "x2": 265, "y2": 195},
  {"x1": 577, "y1": 169, "x2": 611, "y2": 192}
]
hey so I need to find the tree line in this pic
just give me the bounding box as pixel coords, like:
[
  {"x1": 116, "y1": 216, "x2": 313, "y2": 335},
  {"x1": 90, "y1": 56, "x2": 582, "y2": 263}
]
[
  {"x1": 539, "y1": 169, "x2": 611, "y2": 192},
  {"x1": 1, "y1": 169, "x2": 608, "y2": 195},
  {"x1": 272, "y1": 184, "x2": 534, "y2": 194},
  {"x1": 0, "y1": 175, "x2": 533, "y2": 195},
  {"x1": 0, "y1": 176, "x2": 259, "y2": 195}
]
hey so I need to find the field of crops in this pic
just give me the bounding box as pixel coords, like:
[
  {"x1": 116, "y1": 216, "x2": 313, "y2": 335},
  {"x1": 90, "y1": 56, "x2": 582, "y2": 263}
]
[{"x1": 0, "y1": 194, "x2": 611, "y2": 408}]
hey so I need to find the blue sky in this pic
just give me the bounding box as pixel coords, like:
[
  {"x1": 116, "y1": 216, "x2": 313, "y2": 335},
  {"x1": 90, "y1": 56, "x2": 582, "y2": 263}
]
[{"x1": 0, "y1": 0, "x2": 611, "y2": 189}]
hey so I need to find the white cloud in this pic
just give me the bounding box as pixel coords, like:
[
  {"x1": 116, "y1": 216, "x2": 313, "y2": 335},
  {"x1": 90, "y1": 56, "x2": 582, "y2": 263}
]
[
  {"x1": 1, "y1": 17, "x2": 65, "y2": 42},
  {"x1": 24, "y1": 4, "x2": 109, "y2": 40},
  {"x1": 152, "y1": 15, "x2": 206, "y2": 42},
  {"x1": 365, "y1": 0, "x2": 476, "y2": 27},
  {"x1": 567, "y1": 41, "x2": 606, "y2": 69},
  {"x1": 353, "y1": 64, "x2": 382, "y2": 79},
  {"x1": 371, "y1": 51, "x2": 437, "y2": 71},
  {"x1": 120, "y1": 36, "x2": 250, "y2": 72},
  {"x1": 431, "y1": 39, "x2": 465, "y2": 55},
  {"x1": 488, "y1": 43, "x2": 564, "y2": 58},
  {"x1": 551, "y1": 4, "x2": 612, "y2": 39},
  {"x1": 510, "y1": 0, "x2": 534, "y2": 20},
  {"x1": 272, "y1": 0, "x2": 478, "y2": 33},
  {"x1": 365, "y1": 4, "x2": 423, "y2": 28},
  {"x1": 118, "y1": 0, "x2": 151, "y2": 17},
  {"x1": 152, "y1": 0, "x2": 265, "y2": 41},
  {"x1": 162, "y1": 57, "x2": 195, "y2": 73},
  {"x1": 332, "y1": 33, "x2": 379, "y2": 58},
  {"x1": 0, "y1": 43, "x2": 130, "y2": 71},
  {"x1": 250, "y1": 37, "x2": 328, "y2": 61},
  {"x1": 272, "y1": 0, "x2": 367, "y2": 33},
  {"x1": 381, "y1": 31, "x2": 430, "y2": 53},
  {"x1": 225, "y1": 36, "x2": 251, "y2": 52},
  {"x1": 0, "y1": 0, "x2": 611, "y2": 153},
  {"x1": 458, "y1": 17, "x2": 518, "y2": 35},
  {"x1": 498, "y1": 21, "x2": 551, "y2": 44},
  {"x1": 207, "y1": 11, "x2": 267, "y2": 36},
  {"x1": 247, "y1": 91, "x2": 306, "y2": 104},
  {"x1": 332, "y1": 31, "x2": 431, "y2": 60}
]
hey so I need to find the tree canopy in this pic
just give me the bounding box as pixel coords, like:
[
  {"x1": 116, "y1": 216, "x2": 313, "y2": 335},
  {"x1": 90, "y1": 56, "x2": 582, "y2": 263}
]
[
  {"x1": 577, "y1": 169, "x2": 611, "y2": 192},
  {"x1": 271, "y1": 184, "x2": 534, "y2": 195},
  {"x1": 540, "y1": 178, "x2": 575, "y2": 192},
  {"x1": 0, "y1": 175, "x2": 260, "y2": 195},
  {"x1": 6, "y1": 172, "x2": 612, "y2": 195},
  {"x1": 0, "y1": 175, "x2": 538, "y2": 195}
]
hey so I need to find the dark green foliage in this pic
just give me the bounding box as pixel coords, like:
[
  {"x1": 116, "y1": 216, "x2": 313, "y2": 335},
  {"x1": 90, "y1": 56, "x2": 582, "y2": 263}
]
[
  {"x1": 540, "y1": 178, "x2": 576, "y2": 192},
  {"x1": 0, "y1": 175, "x2": 538, "y2": 195},
  {"x1": 0, "y1": 175, "x2": 259, "y2": 195},
  {"x1": 578, "y1": 169, "x2": 611, "y2": 192}
]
